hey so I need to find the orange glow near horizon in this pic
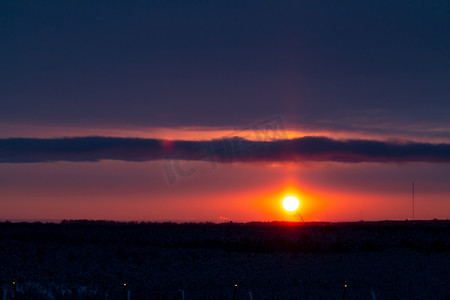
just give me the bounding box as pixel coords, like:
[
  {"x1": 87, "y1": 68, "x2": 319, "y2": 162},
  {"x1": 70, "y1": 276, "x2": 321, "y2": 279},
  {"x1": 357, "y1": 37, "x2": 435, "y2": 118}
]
[{"x1": 0, "y1": 160, "x2": 449, "y2": 222}]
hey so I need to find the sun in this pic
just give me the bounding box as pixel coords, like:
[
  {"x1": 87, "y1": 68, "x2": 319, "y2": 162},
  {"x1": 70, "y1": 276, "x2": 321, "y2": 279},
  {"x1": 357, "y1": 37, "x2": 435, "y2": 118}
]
[{"x1": 282, "y1": 196, "x2": 300, "y2": 212}]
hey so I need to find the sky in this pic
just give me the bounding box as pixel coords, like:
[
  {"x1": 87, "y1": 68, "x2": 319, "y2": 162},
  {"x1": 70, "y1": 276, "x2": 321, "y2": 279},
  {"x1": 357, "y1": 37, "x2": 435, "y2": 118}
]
[{"x1": 1, "y1": 0, "x2": 449, "y2": 222}]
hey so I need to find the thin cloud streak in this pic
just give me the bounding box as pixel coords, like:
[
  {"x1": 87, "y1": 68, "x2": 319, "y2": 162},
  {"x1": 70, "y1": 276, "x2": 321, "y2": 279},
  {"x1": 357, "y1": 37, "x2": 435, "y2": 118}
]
[{"x1": 1, "y1": 136, "x2": 450, "y2": 164}]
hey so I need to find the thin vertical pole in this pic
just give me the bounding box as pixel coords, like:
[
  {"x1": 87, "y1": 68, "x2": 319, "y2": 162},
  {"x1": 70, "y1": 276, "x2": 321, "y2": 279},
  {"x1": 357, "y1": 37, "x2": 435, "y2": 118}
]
[
  {"x1": 342, "y1": 284, "x2": 347, "y2": 300},
  {"x1": 123, "y1": 284, "x2": 127, "y2": 300},
  {"x1": 233, "y1": 284, "x2": 238, "y2": 300},
  {"x1": 12, "y1": 281, "x2": 16, "y2": 300},
  {"x1": 412, "y1": 180, "x2": 415, "y2": 220}
]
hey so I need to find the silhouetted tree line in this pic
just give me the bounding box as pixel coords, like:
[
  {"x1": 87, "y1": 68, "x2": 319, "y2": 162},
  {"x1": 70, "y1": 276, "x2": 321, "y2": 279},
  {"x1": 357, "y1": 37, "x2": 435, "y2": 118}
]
[{"x1": 0, "y1": 220, "x2": 448, "y2": 253}]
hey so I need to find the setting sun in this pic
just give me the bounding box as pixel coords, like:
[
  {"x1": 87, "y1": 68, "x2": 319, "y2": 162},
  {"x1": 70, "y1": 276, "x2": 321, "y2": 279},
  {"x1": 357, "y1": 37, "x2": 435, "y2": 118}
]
[{"x1": 282, "y1": 196, "x2": 300, "y2": 212}]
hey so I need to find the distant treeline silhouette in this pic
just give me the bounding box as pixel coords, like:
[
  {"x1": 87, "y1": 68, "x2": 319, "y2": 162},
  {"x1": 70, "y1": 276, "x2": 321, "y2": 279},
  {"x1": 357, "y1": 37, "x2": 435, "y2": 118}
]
[{"x1": 1, "y1": 220, "x2": 448, "y2": 253}]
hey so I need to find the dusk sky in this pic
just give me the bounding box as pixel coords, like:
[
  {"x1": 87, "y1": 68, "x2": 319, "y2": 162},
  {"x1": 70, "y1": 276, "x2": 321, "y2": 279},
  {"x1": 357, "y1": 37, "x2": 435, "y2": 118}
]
[{"x1": 1, "y1": 0, "x2": 449, "y2": 222}]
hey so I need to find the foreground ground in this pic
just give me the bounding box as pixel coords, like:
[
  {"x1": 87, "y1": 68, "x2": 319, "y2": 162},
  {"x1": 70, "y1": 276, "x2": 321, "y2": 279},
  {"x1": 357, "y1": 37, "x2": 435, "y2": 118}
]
[{"x1": 0, "y1": 220, "x2": 448, "y2": 299}]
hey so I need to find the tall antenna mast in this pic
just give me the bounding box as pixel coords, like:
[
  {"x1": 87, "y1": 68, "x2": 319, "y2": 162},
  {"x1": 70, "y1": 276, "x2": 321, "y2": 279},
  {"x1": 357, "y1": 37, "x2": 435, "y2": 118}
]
[{"x1": 412, "y1": 180, "x2": 415, "y2": 220}]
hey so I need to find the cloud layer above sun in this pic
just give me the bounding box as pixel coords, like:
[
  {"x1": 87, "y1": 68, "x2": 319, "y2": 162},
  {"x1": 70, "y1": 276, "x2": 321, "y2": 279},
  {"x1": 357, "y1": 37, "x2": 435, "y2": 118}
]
[{"x1": 2, "y1": 136, "x2": 450, "y2": 164}]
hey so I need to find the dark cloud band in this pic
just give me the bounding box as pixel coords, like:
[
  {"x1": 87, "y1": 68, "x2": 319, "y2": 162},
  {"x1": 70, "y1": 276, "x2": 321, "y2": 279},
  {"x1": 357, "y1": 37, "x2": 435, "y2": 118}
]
[{"x1": 1, "y1": 136, "x2": 450, "y2": 164}]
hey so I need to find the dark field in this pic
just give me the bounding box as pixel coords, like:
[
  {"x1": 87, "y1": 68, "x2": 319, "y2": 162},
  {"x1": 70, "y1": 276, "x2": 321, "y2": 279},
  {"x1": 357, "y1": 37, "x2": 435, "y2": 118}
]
[{"x1": 0, "y1": 220, "x2": 449, "y2": 299}]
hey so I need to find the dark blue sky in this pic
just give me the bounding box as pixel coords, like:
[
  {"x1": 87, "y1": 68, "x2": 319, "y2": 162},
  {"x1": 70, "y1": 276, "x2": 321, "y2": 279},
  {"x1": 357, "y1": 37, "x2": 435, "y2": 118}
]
[{"x1": 1, "y1": 0, "x2": 449, "y2": 138}]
